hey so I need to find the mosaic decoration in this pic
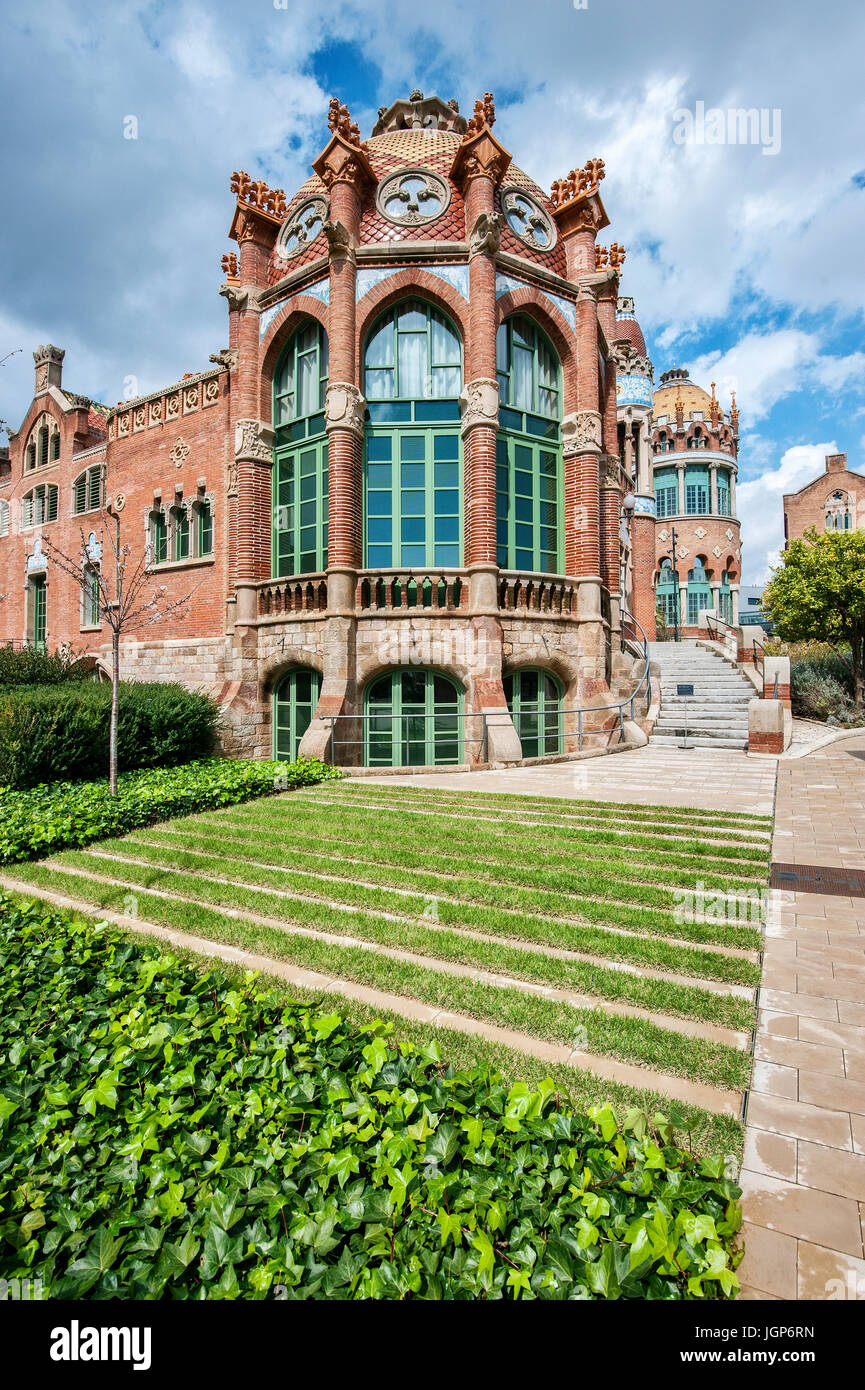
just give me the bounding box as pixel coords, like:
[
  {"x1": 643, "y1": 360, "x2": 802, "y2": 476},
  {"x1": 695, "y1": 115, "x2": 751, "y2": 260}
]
[
  {"x1": 259, "y1": 279, "x2": 329, "y2": 340},
  {"x1": 494, "y1": 272, "x2": 576, "y2": 331},
  {"x1": 616, "y1": 374, "x2": 653, "y2": 406}
]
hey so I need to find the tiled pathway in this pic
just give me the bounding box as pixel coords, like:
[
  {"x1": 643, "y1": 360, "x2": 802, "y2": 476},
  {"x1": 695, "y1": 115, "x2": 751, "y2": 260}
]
[{"x1": 738, "y1": 734, "x2": 865, "y2": 1300}]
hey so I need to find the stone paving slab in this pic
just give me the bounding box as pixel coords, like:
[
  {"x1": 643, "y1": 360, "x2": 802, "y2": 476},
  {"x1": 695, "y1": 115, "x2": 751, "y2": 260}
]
[{"x1": 738, "y1": 733, "x2": 865, "y2": 1301}]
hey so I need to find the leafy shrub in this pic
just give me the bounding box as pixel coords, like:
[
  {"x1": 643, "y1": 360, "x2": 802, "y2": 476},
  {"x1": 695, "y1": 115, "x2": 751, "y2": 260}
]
[
  {"x1": 0, "y1": 757, "x2": 342, "y2": 863},
  {"x1": 0, "y1": 682, "x2": 221, "y2": 788},
  {"x1": 0, "y1": 893, "x2": 743, "y2": 1300},
  {"x1": 0, "y1": 643, "x2": 91, "y2": 687}
]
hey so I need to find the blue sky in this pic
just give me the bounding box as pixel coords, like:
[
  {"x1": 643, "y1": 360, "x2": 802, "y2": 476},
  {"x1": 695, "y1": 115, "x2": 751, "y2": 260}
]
[{"x1": 1, "y1": 0, "x2": 863, "y2": 581}]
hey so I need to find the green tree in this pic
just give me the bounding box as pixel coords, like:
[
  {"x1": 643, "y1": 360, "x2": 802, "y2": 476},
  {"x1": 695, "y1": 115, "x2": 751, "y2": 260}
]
[{"x1": 764, "y1": 528, "x2": 865, "y2": 709}]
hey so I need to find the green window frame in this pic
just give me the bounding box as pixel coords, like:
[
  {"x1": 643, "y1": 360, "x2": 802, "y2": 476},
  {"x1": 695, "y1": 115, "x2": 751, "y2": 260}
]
[
  {"x1": 273, "y1": 667, "x2": 321, "y2": 762},
  {"x1": 197, "y1": 500, "x2": 213, "y2": 556},
  {"x1": 273, "y1": 322, "x2": 329, "y2": 576},
  {"x1": 503, "y1": 667, "x2": 563, "y2": 758},
  {"x1": 364, "y1": 300, "x2": 462, "y2": 424},
  {"x1": 174, "y1": 506, "x2": 189, "y2": 562},
  {"x1": 719, "y1": 570, "x2": 732, "y2": 625},
  {"x1": 687, "y1": 562, "x2": 711, "y2": 626},
  {"x1": 31, "y1": 576, "x2": 46, "y2": 651},
  {"x1": 685, "y1": 467, "x2": 709, "y2": 515},
  {"x1": 365, "y1": 428, "x2": 461, "y2": 569},
  {"x1": 717, "y1": 470, "x2": 731, "y2": 517},
  {"x1": 22, "y1": 484, "x2": 58, "y2": 528},
  {"x1": 73, "y1": 465, "x2": 102, "y2": 516},
  {"x1": 39, "y1": 427, "x2": 49, "y2": 468},
  {"x1": 364, "y1": 668, "x2": 463, "y2": 768},
  {"x1": 495, "y1": 316, "x2": 562, "y2": 573},
  {"x1": 151, "y1": 511, "x2": 167, "y2": 565}
]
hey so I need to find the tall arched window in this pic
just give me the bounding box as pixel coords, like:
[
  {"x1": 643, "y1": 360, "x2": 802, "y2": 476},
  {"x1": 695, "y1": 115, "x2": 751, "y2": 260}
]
[
  {"x1": 273, "y1": 322, "x2": 329, "y2": 576},
  {"x1": 687, "y1": 556, "x2": 712, "y2": 626},
  {"x1": 503, "y1": 668, "x2": 563, "y2": 758},
  {"x1": 364, "y1": 668, "x2": 462, "y2": 767},
  {"x1": 363, "y1": 300, "x2": 463, "y2": 570},
  {"x1": 656, "y1": 559, "x2": 678, "y2": 626},
  {"x1": 495, "y1": 316, "x2": 562, "y2": 573},
  {"x1": 273, "y1": 667, "x2": 321, "y2": 761}
]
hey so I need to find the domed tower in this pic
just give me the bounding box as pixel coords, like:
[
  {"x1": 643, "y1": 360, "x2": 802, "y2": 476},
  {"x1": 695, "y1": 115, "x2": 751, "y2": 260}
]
[
  {"x1": 209, "y1": 90, "x2": 635, "y2": 766},
  {"x1": 651, "y1": 366, "x2": 742, "y2": 634},
  {"x1": 613, "y1": 296, "x2": 655, "y2": 637}
]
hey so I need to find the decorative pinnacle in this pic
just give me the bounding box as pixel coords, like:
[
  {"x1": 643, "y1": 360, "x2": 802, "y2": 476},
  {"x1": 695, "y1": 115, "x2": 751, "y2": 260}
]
[
  {"x1": 465, "y1": 92, "x2": 496, "y2": 137},
  {"x1": 327, "y1": 97, "x2": 367, "y2": 149},
  {"x1": 230, "y1": 171, "x2": 287, "y2": 219},
  {"x1": 221, "y1": 252, "x2": 238, "y2": 281},
  {"x1": 550, "y1": 157, "x2": 606, "y2": 208}
]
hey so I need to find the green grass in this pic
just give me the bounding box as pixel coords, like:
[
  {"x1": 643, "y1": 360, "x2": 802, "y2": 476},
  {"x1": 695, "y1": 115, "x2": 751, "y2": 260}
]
[{"x1": 5, "y1": 861, "x2": 751, "y2": 1093}]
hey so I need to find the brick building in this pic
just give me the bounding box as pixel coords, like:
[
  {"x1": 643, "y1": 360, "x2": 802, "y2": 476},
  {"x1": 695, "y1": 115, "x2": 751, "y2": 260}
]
[
  {"x1": 783, "y1": 452, "x2": 865, "y2": 546},
  {"x1": 0, "y1": 91, "x2": 645, "y2": 768},
  {"x1": 613, "y1": 309, "x2": 744, "y2": 640}
]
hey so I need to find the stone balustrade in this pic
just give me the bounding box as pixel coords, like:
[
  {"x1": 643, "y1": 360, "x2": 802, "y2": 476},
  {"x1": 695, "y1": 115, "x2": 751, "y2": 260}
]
[
  {"x1": 357, "y1": 569, "x2": 467, "y2": 612},
  {"x1": 257, "y1": 574, "x2": 327, "y2": 616},
  {"x1": 498, "y1": 570, "x2": 579, "y2": 616}
]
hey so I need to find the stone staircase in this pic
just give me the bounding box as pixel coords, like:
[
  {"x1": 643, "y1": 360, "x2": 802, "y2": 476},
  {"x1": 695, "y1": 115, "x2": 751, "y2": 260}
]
[{"x1": 649, "y1": 640, "x2": 753, "y2": 750}]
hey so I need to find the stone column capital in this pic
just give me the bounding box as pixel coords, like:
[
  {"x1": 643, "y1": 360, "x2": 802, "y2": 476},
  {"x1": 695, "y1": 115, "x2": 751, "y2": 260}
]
[
  {"x1": 562, "y1": 409, "x2": 603, "y2": 457},
  {"x1": 459, "y1": 379, "x2": 499, "y2": 434},
  {"x1": 324, "y1": 382, "x2": 366, "y2": 438},
  {"x1": 234, "y1": 418, "x2": 274, "y2": 463}
]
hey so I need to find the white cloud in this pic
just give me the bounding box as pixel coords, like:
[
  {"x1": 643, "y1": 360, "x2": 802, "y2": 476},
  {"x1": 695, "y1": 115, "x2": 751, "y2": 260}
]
[
  {"x1": 685, "y1": 331, "x2": 865, "y2": 423},
  {"x1": 737, "y1": 442, "x2": 838, "y2": 584}
]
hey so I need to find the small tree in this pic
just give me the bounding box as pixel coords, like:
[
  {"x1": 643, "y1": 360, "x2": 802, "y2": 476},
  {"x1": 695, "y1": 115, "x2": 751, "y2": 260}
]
[
  {"x1": 764, "y1": 528, "x2": 865, "y2": 710},
  {"x1": 44, "y1": 508, "x2": 192, "y2": 792}
]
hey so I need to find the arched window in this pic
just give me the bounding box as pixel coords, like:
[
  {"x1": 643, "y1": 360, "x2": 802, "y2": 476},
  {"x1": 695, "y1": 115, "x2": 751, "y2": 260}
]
[
  {"x1": 656, "y1": 560, "x2": 678, "y2": 626},
  {"x1": 82, "y1": 565, "x2": 101, "y2": 629},
  {"x1": 0, "y1": 499, "x2": 9, "y2": 538},
  {"x1": 495, "y1": 316, "x2": 562, "y2": 573},
  {"x1": 72, "y1": 464, "x2": 103, "y2": 515},
  {"x1": 503, "y1": 668, "x2": 562, "y2": 758},
  {"x1": 687, "y1": 556, "x2": 712, "y2": 626},
  {"x1": 29, "y1": 575, "x2": 47, "y2": 651},
  {"x1": 195, "y1": 498, "x2": 213, "y2": 556},
  {"x1": 273, "y1": 667, "x2": 321, "y2": 762},
  {"x1": 273, "y1": 321, "x2": 329, "y2": 577},
  {"x1": 171, "y1": 503, "x2": 190, "y2": 562},
  {"x1": 364, "y1": 668, "x2": 462, "y2": 767},
  {"x1": 363, "y1": 300, "x2": 463, "y2": 571},
  {"x1": 21, "y1": 483, "x2": 58, "y2": 528},
  {"x1": 25, "y1": 413, "x2": 59, "y2": 471},
  {"x1": 719, "y1": 568, "x2": 733, "y2": 625}
]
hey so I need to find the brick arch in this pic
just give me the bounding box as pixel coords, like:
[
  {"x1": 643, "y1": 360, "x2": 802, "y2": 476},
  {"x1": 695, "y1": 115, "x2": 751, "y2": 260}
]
[
  {"x1": 494, "y1": 288, "x2": 578, "y2": 411},
  {"x1": 501, "y1": 654, "x2": 581, "y2": 708},
  {"x1": 355, "y1": 269, "x2": 470, "y2": 370},
  {"x1": 258, "y1": 295, "x2": 330, "y2": 419},
  {"x1": 260, "y1": 655, "x2": 325, "y2": 701},
  {"x1": 724, "y1": 553, "x2": 739, "y2": 581}
]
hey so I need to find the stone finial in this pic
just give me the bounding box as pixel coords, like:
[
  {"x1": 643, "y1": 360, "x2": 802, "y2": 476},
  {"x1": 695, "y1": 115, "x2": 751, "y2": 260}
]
[
  {"x1": 608, "y1": 241, "x2": 626, "y2": 269},
  {"x1": 594, "y1": 244, "x2": 609, "y2": 270},
  {"x1": 221, "y1": 252, "x2": 238, "y2": 281},
  {"x1": 465, "y1": 92, "x2": 496, "y2": 137},
  {"x1": 33, "y1": 343, "x2": 64, "y2": 393},
  {"x1": 327, "y1": 97, "x2": 367, "y2": 150},
  {"x1": 730, "y1": 392, "x2": 739, "y2": 432},
  {"x1": 230, "y1": 171, "x2": 287, "y2": 219},
  {"x1": 550, "y1": 157, "x2": 606, "y2": 209}
]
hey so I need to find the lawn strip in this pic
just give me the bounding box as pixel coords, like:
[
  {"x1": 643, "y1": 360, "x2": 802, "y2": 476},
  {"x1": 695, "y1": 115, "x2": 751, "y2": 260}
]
[{"x1": 1, "y1": 865, "x2": 751, "y2": 1092}]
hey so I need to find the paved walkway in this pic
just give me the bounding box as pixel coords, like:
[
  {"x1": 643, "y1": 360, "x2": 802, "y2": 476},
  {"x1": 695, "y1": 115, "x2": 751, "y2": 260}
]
[
  {"x1": 737, "y1": 733, "x2": 865, "y2": 1301},
  {"x1": 362, "y1": 743, "x2": 777, "y2": 815}
]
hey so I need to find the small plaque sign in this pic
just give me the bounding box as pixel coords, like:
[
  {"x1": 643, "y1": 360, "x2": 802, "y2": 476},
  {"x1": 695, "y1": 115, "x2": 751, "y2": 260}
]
[{"x1": 676, "y1": 683, "x2": 694, "y2": 696}]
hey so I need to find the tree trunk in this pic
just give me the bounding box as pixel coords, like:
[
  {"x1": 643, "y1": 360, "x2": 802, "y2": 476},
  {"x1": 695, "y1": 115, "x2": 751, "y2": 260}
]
[
  {"x1": 110, "y1": 629, "x2": 120, "y2": 794},
  {"x1": 852, "y1": 629, "x2": 864, "y2": 712}
]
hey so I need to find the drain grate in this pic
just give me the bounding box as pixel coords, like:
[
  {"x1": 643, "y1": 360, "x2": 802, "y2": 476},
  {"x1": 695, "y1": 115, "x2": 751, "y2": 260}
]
[{"x1": 770, "y1": 861, "x2": 865, "y2": 898}]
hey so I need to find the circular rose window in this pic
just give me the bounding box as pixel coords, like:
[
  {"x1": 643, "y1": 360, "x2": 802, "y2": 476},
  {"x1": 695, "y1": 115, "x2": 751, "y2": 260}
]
[
  {"x1": 376, "y1": 168, "x2": 452, "y2": 227},
  {"x1": 500, "y1": 187, "x2": 557, "y2": 252},
  {"x1": 276, "y1": 196, "x2": 329, "y2": 260}
]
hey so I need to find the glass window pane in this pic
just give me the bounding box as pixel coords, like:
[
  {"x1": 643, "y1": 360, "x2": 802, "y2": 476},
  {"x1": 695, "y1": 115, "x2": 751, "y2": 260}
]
[
  {"x1": 368, "y1": 545, "x2": 392, "y2": 566},
  {"x1": 401, "y1": 461, "x2": 425, "y2": 486},
  {"x1": 401, "y1": 490, "x2": 425, "y2": 515},
  {"x1": 513, "y1": 345, "x2": 533, "y2": 411},
  {"x1": 434, "y1": 516, "x2": 458, "y2": 542},
  {"x1": 431, "y1": 366, "x2": 460, "y2": 397},
  {"x1": 435, "y1": 489, "x2": 458, "y2": 513},
  {"x1": 401, "y1": 517, "x2": 425, "y2": 544},
  {"x1": 400, "y1": 436, "x2": 426, "y2": 461},
  {"x1": 402, "y1": 669, "x2": 427, "y2": 703},
  {"x1": 401, "y1": 544, "x2": 426, "y2": 566},
  {"x1": 433, "y1": 434, "x2": 459, "y2": 461},
  {"x1": 368, "y1": 518, "x2": 392, "y2": 543},
  {"x1": 431, "y1": 310, "x2": 460, "y2": 365},
  {"x1": 367, "y1": 491, "x2": 392, "y2": 515},
  {"x1": 367, "y1": 437, "x2": 392, "y2": 461},
  {"x1": 365, "y1": 368, "x2": 393, "y2": 400},
  {"x1": 366, "y1": 319, "x2": 394, "y2": 368},
  {"x1": 435, "y1": 461, "x2": 458, "y2": 487},
  {"x1": 297, "y1": 352, "x2": 317, "y2": 417},
  {"x1": 397, "y1": 332, "x2": 426, "y2": 400},
  {"x1": 496, "y1": 323, "x2": 509, "y2": 373},
  {"x1": 398, "y1": 303, "x2": 427, "y2": 332}
]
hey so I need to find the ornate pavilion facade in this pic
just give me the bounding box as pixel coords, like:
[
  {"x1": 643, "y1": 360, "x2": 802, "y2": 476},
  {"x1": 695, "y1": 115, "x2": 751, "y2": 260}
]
[{"x1": 0, "y1": 92, "x2": 645, "y2": 768}]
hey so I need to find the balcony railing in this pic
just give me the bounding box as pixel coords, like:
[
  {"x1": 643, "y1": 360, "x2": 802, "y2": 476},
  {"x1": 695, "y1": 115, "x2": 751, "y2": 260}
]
[
  {"x1": 498, "y1": 570, "x2": 578, "y2": 615},
  {"x1": 257, "y1": 574, "x2": 327, "y2": 617},
  {"x1": 357, "y1": 570, "x2": 466, "y2": 612}
]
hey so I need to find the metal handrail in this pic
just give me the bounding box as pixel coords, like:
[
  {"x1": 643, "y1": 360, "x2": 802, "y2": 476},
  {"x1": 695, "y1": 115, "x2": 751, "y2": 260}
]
[
  {"x1": 753, "y1": 638, "x2": 766, "y2": 684},
  {"x1": 705, "y1": 612, "x2": 738, "y2": 641},
  {"x1": 324, "y1": 709, "x2": 489, "y2": 767}
]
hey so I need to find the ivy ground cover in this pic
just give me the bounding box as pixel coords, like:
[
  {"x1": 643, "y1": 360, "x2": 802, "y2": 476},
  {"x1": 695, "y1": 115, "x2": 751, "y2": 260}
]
[
  {"x1": 0, "y1": 893, "x2": 744, "y2": 1300},
  {"x1": 3, "y1": 780, "x2": 771, "y2": 1132}
]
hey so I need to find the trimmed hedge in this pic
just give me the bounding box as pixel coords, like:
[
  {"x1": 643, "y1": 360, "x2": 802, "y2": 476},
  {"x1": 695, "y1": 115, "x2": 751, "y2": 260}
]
[
  {"x1": 0, "y1": 682, "x2": 221, "y2": 788},
  {"x1": 0, "y1": 893, "x2": 743, "y2": 1300},
  {"x1": 0, "y1": 757, "x2": 342, "y2": 864}
]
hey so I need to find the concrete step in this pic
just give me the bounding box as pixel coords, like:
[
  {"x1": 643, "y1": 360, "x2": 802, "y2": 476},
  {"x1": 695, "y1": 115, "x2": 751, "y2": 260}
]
[{"x1": 651, "y1": 733, "x2": 750, "y2": 750}]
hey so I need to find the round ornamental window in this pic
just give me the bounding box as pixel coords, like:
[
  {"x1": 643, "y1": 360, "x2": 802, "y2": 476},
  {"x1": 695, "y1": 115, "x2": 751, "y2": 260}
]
[
  {"x1": 500, "y1": 187, "x2": 557, "y2": 252},
  {"x1": 376, "y1": 167, "x2": 452, "y2": 227},
  {"x1": 276, "y1": 196, "x2": 329, "y2": 260}
]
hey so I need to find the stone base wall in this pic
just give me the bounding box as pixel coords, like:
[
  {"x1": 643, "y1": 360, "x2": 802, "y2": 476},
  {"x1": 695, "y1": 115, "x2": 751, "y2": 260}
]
[{"x1": 104, "y1": 606, "x2": 614, "y2": 766}]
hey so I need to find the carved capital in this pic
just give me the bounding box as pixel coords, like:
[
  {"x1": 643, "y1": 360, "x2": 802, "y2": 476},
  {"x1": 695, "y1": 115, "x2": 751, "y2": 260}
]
[
  {"x1": 562, "y1": 409, "x2": 603, "y2": 457},
  {"x1": 599, "y1": 453, "x2": 623, "y2": 489},
  {"x1": 234, "y1": 419, "x2": 274, "y2": 463},
  {"x1": 324, "y1": 383, "x2": 366, "y2": 438},
  {"x1": 468, "y1": 211, "x2": 503, "y2": 258},
  {"x1": 459, "y1": 379, "x2": 499, "y2": 433}
]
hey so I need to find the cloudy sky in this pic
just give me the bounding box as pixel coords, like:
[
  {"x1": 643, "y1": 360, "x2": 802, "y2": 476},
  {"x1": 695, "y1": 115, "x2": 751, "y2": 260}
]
[{"x1": 1, "y1": 0, "x2": 863, "y2": 582}]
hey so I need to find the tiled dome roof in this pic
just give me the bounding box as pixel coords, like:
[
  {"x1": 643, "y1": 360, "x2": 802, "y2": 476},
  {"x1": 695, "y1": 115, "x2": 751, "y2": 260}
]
[{"x1": 652, "y1": 368, "x2": 713, "y2": 421}]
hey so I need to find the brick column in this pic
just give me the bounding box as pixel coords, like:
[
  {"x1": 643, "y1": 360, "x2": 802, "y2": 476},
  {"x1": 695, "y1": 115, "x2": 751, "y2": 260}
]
[
  {"x1": 630, "y1": 499, "x2": 657, "y2": 640},
  {"x1": 599, "y1": 452, "x2": 624, "y2": 635},
  {"x1": 233, "y1": 419, "x2": 275, "y2": 624}
]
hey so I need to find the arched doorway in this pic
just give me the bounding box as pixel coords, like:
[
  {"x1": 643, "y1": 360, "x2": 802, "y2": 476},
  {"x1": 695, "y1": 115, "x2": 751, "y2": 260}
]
[
  {"x1": 273, "y1": 667, "x2": 321, "y2": 761},
  {"x1": 503, "y1": 668, "x2": 563, "y2": 758},
  {"x1": 364, "y1": 668, "x2": 463, "y2": 767}
]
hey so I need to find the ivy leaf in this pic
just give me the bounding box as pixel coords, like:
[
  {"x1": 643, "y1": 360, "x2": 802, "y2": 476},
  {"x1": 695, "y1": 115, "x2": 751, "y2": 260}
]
[{"x1": 58, "y1": 1226, "x2": 126, "y2": 1297}]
